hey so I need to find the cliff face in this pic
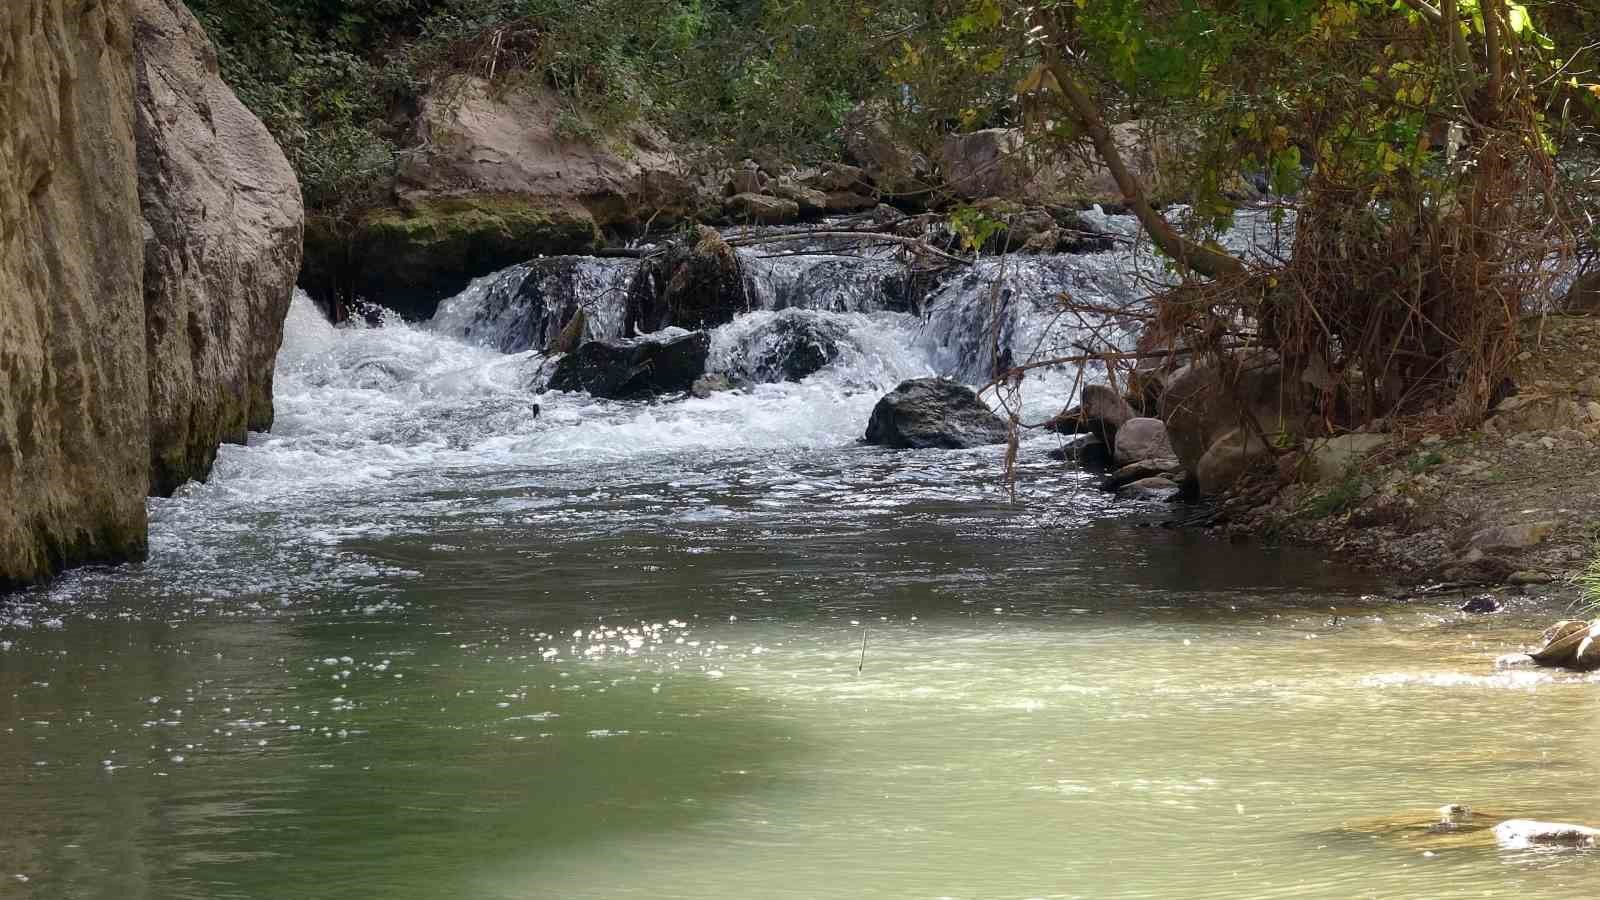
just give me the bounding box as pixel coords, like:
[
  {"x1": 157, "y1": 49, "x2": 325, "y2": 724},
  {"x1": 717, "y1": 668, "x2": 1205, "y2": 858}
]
[
  {"x1": 0, "y1": 0, "x2": 151, "y2": 587},
  {"x1": 133, "y1": 0, "x2": 305, "y2": 496},
  {"x1": 1, "y1": 0, "x2": 306, "y2": 588}
]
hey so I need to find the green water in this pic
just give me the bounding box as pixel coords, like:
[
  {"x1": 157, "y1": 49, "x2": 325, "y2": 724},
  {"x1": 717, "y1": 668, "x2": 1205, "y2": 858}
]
[
  {"x1": 4, "y1": 496, "x2": 1597, "y2": 899},
  {"x1": 4, "y1": 298, "x2": 1598, "y2": 899}
]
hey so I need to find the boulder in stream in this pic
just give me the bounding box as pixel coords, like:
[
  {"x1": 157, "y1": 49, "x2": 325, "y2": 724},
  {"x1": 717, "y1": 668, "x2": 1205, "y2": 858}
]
[
  {"x1": 1493, "y1": 819, "x2": 1600, "y2": 850},
  {"x1": 1116, "y1": 476, "x2": 1181, "y2": 501},
  {"x1": 1047, "y1": 384, "x2": 1137, "y2": 441},
  {"x1": 1528, "y1": 619, "x2": 1600, "y2": 671},
  {"x1": 727, "y1": 310, "x2": 850, "y2": 383},
  {"x1": 545, "y1": 331, "x2": 710, "y2": 400},
  {"x1": 864, "y1": 378, "x2": 1009, "y2": 450},
  {"x1": 1112, "y1": 418, "x2": 1175, "y2": 467}
]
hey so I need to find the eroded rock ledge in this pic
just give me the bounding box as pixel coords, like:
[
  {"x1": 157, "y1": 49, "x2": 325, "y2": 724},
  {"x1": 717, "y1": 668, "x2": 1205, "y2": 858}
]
[{"x1": 1, "y1": 0, "x2": 305, "y2": 588}]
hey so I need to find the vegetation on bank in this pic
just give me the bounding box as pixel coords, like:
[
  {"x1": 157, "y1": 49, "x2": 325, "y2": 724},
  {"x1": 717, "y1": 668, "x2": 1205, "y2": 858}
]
[
  {"x1": 197, "y1": 1, "x2": 1598, "y2": 431},
  {"x1": 186, "y1": 0, "x2": 888, "y2": 223}
]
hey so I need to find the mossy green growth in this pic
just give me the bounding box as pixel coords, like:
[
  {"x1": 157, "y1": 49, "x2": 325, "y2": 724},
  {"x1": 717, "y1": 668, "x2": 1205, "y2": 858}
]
[
  {"x1": 359, "y1": 196, "x2": 602, "y2": 264},
  {"x1": 1301, "y1": 469, "x2": 1365, "y2": 519},
  {"x1": 304, "y1": 195, "x2": 605, "y2": 318}
]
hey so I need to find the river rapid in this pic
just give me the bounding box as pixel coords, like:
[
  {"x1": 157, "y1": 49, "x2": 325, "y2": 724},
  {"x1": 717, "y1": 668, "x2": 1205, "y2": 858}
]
[{"x1": 3, "y1": 216, "x2": 1598, "y2": 899}]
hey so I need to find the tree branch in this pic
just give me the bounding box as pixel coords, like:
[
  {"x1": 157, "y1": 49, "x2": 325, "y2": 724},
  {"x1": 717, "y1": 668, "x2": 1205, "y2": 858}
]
[{"x1": 1036, "y1": 21, "x2": 1245, "y2": 281}]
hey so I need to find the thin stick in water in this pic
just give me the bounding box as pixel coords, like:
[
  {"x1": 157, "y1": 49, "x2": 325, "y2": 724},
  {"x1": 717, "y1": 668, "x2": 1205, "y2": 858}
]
[{"x1": 858, "y1": 626, "x2": 868, "y2": 675}]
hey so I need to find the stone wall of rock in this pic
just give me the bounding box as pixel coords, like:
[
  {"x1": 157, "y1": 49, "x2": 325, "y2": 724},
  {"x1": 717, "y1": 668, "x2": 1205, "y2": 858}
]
[
  {"x1": 2, "y1": 0, "x2": 306, "y2": 587},
  {"x1": 0, "y1": 0, "x2": 151, "y2": 586},
  {"x1": 133, "y1": 0, "x2": 305, "y2": 496}
]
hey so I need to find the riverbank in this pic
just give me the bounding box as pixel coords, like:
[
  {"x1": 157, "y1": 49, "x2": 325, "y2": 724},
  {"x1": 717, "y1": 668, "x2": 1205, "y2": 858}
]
[{"x1": 1208, "y1": 313, "x2": 1600, "y2": 599}]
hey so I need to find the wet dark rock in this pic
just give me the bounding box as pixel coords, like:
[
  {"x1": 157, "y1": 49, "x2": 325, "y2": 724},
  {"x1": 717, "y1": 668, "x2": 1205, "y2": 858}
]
[
  {"x1": 735, "y1": 312, "x2": 850, "y2": 383},
  {"x1": 690, "y1": 373, "x2": 738, "y2": 398},
  {"x1": 625, "y1": 226, "x2": 748, "y2": 334},
  {"x1": 1047, "y1": 434, "x2": 1113, "y2": 468},
  {"x1": 864, "y1": 378, "x2": 1009, "y2": 449},
  {"x1": 545, "y1": 331, "x2": 710, "y2": 400},
  {"x1": 1458, "y1": 594, "x2": 1502, "y2": 614}
]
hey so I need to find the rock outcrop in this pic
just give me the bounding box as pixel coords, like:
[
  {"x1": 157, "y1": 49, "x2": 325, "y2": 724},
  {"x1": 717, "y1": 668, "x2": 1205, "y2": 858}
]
[
  {"x1": 2, "y1": 1, "x2": 306, "y2": 588},
  {"x1": 305, "y1": 76, "x2": 710, "y2": 318},
  {"x1": 545, "y1": 331, "x2": 710, "y2": 400},
  {"x1": 133, "y1": 0, "x2": 305, "y2": 496},
  {"x1": 1, "y1": 0, "x2": 150, "y2": 587},
  {"x1": 864, "y1": 379, "x2": 1010, "y2": 449}
]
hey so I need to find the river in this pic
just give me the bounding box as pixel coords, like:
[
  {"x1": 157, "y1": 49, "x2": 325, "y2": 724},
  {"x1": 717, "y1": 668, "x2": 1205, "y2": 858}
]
[{"x1": 3, "y1": 221, "x2": 1597, "y2": 898}]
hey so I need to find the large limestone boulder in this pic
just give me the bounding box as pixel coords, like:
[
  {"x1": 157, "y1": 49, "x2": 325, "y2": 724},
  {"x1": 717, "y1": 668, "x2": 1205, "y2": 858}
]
[
  {"x1": 864, "y1": 379, "x2": 1010, "y2": 450},
  {"x1": 940, "y1": 122, "x2": 1170, "y2": 206},
  {"x1": 1, "y1": 0, "x2": 150, "y2": 586},
  {"x1": 724, "y1": 192, "x2": 800, "y2": 225},
  {"x1": 1304, "y1": 433, "x2": 1389, "y2": 483},
  {"x1": 133, "y1": 0, "x2": 305, "y2": 496},
  {"x1": 306, "y1": 76, "x2": 711, "y2": 318},
  {"x1": 1112, "y1": 418, "x2": 1174, "y2": 467},
  {"x1": 1159, "y1": 350, "x2": 1315, "y2": 495},
  {"x1": 1195, "y1": 428, "x2": 1273, "y2": 496}
]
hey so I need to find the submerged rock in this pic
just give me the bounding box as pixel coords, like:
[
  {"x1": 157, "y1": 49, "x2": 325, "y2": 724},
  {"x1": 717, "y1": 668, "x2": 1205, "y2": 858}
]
[
  {"x1": 690, "y1": 373, "x2": 739, "y2": 399},
  {"x1": 1048, "y1": 434, "x2": 1113, "y2": 468},
  {"x1": 1493, "y1": 819, "x2": 1600, "y2": 849},
  {"x1": 864, "y1": 378, "x2": 1009, "y2": 450},
  {"x1": 1117, "y1": 476, "x2": 1181, "y2": 501},
  {"x1": 1529, "y1": 619, "x2": 1600, "y2": 670},
  {"x1": 545, "y1": 331, "x2": 710, "y2": 400}
]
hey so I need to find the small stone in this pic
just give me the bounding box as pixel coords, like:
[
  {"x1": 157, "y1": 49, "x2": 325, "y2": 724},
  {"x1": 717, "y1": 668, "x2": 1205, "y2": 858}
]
[
  {"x1": 1116, "y1": 476, "x2": 1181, "y2": 501},
  {"x1": 1508, "y1": 570, "x2": 1554, "y2": 585},
  {"x1": 1493, "y1": 820, "x2": 1600, "y2": 849}
]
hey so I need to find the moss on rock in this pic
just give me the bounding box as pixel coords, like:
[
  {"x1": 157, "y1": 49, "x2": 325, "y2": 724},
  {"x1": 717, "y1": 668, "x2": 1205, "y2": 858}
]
[{"x1": 303, "y1": 195, "x2": 603, "y2": 320}]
